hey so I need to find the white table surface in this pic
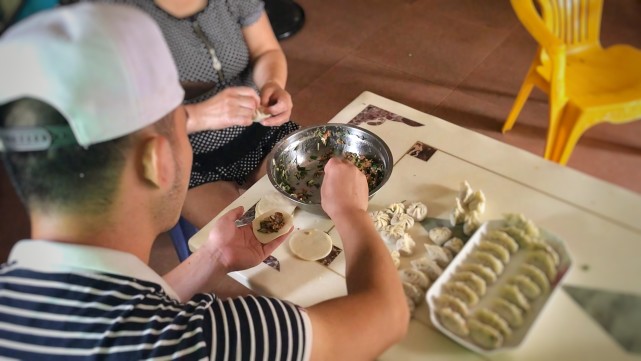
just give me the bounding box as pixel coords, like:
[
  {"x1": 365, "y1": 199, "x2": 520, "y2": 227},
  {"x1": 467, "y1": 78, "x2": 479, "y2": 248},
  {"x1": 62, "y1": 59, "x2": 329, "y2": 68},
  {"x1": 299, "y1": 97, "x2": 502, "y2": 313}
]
[{"x1": 189, "y1": 91, "x2": 641, "y2": 361}]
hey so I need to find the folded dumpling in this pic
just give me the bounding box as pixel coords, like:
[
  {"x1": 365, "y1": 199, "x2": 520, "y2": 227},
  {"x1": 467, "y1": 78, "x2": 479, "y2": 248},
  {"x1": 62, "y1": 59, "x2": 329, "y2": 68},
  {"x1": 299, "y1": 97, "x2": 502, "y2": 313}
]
[{"x1": 406, "y1": 201, "x2": 428, "y2": 221}]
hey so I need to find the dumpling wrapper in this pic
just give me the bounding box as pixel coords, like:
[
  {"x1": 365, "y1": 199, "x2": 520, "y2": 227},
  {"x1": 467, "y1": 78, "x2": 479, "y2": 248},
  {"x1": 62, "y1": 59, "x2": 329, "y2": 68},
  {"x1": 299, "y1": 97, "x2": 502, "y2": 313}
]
[
  {"x1": 289, "y1": 229, "x2": 334, "y2": 261},
  {"x1": 251, "y1": 209, "x2": 294, "y2": 244},
  {"x1": 256, "y1": 191, "x2": 296, "y2": 217},
  {"x1": 252, "y1": 107, "x2": 271, "y2": 122}
]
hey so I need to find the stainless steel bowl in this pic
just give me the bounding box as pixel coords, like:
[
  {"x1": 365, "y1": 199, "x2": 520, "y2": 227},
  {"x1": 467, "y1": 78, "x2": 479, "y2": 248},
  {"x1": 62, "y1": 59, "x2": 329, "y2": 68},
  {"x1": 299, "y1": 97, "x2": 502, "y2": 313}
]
[{"x1": 267, "y1": 124, "x2": 393, "y2": 215}]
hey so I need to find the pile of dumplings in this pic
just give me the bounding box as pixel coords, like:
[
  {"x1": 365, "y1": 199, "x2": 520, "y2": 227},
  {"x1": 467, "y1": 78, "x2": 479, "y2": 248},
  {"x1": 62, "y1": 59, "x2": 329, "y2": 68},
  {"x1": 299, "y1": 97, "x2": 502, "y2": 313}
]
[
  {"x1": 450, "y1": 181, "x2": 487, "y2": 236},
  {"x1": 432, "y1": 214, "x2": 561, "y2": 350},
  {"x1": 368, "y1": 201, "x2": 467, "y2": 316}
]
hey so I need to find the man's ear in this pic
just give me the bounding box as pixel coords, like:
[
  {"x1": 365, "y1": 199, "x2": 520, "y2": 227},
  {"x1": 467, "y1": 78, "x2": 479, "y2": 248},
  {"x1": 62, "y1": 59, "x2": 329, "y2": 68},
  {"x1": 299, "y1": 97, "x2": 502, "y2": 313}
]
[{"x1": 140, "y1": 135, "x2": 173, "y2": 188}]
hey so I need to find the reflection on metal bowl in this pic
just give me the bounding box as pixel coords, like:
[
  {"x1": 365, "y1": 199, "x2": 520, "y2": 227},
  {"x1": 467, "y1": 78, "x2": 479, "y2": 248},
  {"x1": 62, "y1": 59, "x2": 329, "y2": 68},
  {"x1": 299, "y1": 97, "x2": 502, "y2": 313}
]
[{"x1": 267, "y1": 124, "x2": 393, "y2": 215}]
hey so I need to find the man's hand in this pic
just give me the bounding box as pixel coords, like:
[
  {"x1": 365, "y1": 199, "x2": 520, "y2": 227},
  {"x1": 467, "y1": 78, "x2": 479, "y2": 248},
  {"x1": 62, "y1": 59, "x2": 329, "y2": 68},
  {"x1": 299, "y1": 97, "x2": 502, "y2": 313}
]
[
  {"x1": 321, "y1": 157, "x2": 369, "y2": 219},
  {"x1": 202, "y1": 207, "x2": 291, "y2": 272},
  {"x1": 258, "y1": 81, "x2": 292, "y2": 127}
]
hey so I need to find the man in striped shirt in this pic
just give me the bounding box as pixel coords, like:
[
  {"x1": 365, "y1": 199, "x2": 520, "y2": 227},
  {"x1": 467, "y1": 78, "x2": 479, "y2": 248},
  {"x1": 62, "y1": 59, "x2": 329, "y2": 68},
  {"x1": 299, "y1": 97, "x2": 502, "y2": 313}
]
[{"x1": 0, "y1": 3, "x2": 408, "y2": 360}]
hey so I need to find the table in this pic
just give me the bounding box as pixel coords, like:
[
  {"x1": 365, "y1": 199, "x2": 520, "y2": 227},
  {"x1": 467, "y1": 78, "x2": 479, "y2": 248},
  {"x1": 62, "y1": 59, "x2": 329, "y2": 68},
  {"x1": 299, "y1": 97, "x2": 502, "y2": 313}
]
[{"x1": 189, "y1": 91, "x2": 641, "y2": 360}]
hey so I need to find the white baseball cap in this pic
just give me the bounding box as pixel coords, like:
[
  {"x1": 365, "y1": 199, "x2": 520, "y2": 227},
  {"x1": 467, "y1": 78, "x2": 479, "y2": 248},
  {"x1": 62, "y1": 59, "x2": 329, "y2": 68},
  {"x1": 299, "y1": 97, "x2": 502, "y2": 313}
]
[{"x1": 0, "y1": 2, "x2": 184, "y2": 149}]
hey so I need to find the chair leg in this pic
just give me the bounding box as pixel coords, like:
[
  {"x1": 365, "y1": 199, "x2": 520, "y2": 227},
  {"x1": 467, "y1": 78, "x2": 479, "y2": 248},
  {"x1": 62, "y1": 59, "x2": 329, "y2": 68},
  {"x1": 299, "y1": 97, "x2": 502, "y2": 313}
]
[
  {"x1": 547, "y1": 105, "x2": 584, "y2": 165},
  {"x1": 501, "y1": 77, "x2": 534, "y2": 133}
]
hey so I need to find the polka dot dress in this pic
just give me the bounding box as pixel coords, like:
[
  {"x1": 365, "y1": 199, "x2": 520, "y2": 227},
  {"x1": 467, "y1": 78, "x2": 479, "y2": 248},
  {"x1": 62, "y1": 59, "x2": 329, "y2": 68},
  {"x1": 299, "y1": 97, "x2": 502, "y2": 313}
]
[{"x1": 94, "y1": 0, "x2": 300, "y2": 187}]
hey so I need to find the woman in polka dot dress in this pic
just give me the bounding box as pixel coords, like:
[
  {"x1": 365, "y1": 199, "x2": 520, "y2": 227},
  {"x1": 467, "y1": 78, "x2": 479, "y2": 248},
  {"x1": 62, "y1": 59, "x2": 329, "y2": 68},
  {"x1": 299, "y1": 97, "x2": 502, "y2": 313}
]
[{"x1": 93, "y1": 0, "x2": 299, "y2": 228}]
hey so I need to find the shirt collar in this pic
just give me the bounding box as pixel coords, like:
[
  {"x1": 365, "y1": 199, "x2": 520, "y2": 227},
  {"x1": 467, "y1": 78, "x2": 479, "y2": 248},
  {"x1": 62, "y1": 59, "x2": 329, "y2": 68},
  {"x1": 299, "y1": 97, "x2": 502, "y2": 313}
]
[{"x1": 8, "y1": 239, "x2": 180, "y2": 301}]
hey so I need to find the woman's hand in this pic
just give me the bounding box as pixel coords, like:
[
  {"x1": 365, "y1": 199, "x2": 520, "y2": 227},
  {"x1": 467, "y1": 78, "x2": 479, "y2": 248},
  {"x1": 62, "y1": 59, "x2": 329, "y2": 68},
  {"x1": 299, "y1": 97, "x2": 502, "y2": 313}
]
[
  {"x1": 185, "y1": 87, "x2": 260, "y2": 132},
  {"x1": 258, "y1": 81, "x2": 292, "y2": 127}
]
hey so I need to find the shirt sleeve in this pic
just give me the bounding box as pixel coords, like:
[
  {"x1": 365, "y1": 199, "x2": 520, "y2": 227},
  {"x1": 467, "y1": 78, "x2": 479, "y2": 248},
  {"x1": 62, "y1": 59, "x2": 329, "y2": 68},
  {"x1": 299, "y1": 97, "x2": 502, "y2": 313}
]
[
  {"x1": 203, "y1": 294, "x2": 311, "y2": 361},
  {"x1": 227, "y1": 0, "x2": 265, "y2": 27}
]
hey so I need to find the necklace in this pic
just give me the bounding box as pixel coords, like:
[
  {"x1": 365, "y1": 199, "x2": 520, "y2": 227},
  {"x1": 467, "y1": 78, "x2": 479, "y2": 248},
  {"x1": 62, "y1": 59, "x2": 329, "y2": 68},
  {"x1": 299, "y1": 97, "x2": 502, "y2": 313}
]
[{"x1": 191, "y1": 18, "x2": 226, "y2": 83}]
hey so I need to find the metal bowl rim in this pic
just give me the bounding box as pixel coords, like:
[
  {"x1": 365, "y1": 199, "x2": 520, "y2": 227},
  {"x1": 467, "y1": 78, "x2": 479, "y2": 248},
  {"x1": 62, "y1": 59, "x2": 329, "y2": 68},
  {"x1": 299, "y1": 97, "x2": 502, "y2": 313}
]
[{"x1": 266, "y1": 124, "x2": 394, "y2": 210}]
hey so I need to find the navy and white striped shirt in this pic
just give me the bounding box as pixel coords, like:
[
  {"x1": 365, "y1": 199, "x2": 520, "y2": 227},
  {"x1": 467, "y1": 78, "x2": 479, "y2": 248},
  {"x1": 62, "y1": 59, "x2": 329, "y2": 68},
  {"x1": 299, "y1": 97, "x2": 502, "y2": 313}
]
[{"x1": 0, "y1": 240, "x2": 311, "y2": 360}]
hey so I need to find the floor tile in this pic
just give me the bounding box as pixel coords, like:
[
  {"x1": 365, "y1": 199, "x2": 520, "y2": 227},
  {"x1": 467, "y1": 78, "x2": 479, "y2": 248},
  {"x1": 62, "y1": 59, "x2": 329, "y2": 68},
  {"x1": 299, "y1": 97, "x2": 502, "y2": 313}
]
[{"x1": 291, "y1": 55, "x2": 453, "y2": 127}]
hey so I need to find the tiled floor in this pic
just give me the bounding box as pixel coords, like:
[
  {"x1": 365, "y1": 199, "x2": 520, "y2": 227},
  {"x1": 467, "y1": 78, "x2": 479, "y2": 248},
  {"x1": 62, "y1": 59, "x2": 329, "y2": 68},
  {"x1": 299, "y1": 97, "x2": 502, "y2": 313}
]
[{"x1": 2, "y1": 1, "x2": 641, "y2": 276}]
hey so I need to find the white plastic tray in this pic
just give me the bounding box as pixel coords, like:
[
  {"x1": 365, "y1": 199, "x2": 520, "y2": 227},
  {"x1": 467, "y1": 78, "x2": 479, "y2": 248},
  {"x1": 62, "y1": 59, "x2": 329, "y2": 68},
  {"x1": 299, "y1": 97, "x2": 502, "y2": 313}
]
[{"x1": 426, "y1": 220, "x2": 572, "y2": 353}]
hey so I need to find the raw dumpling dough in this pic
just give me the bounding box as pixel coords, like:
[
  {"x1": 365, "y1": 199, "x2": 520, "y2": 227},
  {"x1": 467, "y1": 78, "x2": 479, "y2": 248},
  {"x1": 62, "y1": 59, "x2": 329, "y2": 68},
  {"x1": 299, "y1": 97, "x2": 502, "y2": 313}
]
[
  {"x1": 256, "y1": 191, "x2": 296, "y2": 217},
  {"x1": 406, "y1": 201, "x2": 428, "y2": 221},
  {"x1": 466, "y1": 190, "x2": 486, "y2": 214},
  {"x1": 391, "y1": 213, "x2": 415, "y2": 230},
  {"x1": 428, "y1": 227, "x2": 452, "y2": 246},
  {"x1": 396, "y1": 233, "x2": 416, "y2": 256},
  {"x1": 379, "y1": 224, "x2": 405, "y2": 245},
  {"x1": 389, "y1": 250, "x2": 401, "y2": 269},
  {"x1": 402, "y1": 281, "x2": 423, "y2": 304},
  {"x1": 411, "y1": 257, "x2": 443, "y2": 281},
  {"x1": 252, "y1": 107, "x2": 271, "y2": 122},
  {"x1": 369, "y1": 210, "x2": 391, "y2": 231},
  {"x1": 252, "y1": 209, "x2": 294, "y2": 244},
  {"x1": 386, "y1": 202, "x2": 406, "y2": 216},
  {"x1": 443, "y1": 237, "x2": 465, "y2": 255},
  {"x1": 288, "y1": 229, "x2": 333, "y2": 261},
  {"x1": 424, "y1": 244, "x2": 453, "y2": 268},
  {"x1": 399, "y1": 268, "x2": 431, "y2": 290}
]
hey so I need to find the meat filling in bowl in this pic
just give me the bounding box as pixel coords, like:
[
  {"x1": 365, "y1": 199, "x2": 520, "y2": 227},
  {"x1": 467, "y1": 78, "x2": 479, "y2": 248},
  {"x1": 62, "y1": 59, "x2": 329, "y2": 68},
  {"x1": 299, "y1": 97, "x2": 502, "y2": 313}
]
[{"x1": 258, "y1": 212, "x2": 286, "y2": 233}]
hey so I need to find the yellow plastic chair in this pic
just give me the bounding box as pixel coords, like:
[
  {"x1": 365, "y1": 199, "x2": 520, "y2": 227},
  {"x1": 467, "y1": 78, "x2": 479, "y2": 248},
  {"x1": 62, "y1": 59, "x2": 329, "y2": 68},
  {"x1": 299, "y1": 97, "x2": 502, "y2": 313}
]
[{"x1": 502, "y1": 0, "x2": 641, "y2": 164}]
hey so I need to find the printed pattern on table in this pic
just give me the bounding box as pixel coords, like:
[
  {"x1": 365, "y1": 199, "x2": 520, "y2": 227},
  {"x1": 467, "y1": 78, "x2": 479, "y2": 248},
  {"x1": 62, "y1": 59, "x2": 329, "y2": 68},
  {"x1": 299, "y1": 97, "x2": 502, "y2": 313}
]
[
  {"x1": 262, "y1": 243, "x2": 343, "y2": 272},
  {"x1": 348, "y1": 105, "x2": 424, "y2": 127},
  {"x1": 317, "y1": 246, "x2": 342, "y2": 266},
  {"x1": 407, "y1": 141, "x2": 437, "y2": 162}
]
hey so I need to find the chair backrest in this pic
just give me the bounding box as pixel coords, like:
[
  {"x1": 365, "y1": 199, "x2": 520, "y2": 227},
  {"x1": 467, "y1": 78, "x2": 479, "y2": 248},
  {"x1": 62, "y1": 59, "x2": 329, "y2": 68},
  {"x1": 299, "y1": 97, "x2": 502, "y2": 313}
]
[
  {"x1": 536, "y1": 0, "x2": 603, "y2": 51},
  {"x1": 512, "y1": 0, "x2": 604, "y2": 54}
]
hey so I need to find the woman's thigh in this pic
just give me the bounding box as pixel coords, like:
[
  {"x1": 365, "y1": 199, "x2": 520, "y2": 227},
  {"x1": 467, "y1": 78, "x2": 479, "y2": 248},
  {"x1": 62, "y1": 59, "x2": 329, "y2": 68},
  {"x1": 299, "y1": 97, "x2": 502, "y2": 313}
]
[{"x1": 181, "y1": 180, "x2": 241, "y2": 229}]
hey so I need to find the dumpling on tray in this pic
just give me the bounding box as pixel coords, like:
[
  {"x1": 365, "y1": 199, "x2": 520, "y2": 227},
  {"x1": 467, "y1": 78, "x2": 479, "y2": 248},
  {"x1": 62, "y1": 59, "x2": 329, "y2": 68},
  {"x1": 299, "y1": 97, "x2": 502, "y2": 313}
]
[
  {"x1": 484, "y1": 229, "x2": 519, "y2": 254},
  {"x1": 509, "y1": 274, "x2": 542, "y2": 300},
  {"x1": 526, "y1": 250, "x2": 558, "y2": 281},
  {"x1": 520, "y1": 264, "x2": 550, "y2": 293},
  {"x1": 468, "y1": 318, "x2": 504, "y2": 350},
  {"x1": 499, "y1": 285, "x2": 530, "y2": 312},
  {"x1": 477, "y1": 241, "x2": 510, "y2": 264},
  {"x1": 436, "y1": 307, "x2": 469, "y2": 337},
  {"x1": 433, "y1": 294, "x2": 470, "y2": 318},
  {"x1": 504, "y1": 213, "x2": 540, "y2": 238},
  {"x1": 468, "y1": 251, "x2": 504, "y2": 276},
  {"x1": 457, "y1": 263, "x2": 497, "y2": 285},
  {"x1": 472, "y1": 308, "x2": 512, "y2": 338},
  {"x1": 451, "y1": 271, "x2": 487, "y2": 297},
  {"x1": 442, "y1": 282, "x2": 479, "y2": 307},
  {"x1": 490, "y1": 298, "x2": 524, "y2": 328}
]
